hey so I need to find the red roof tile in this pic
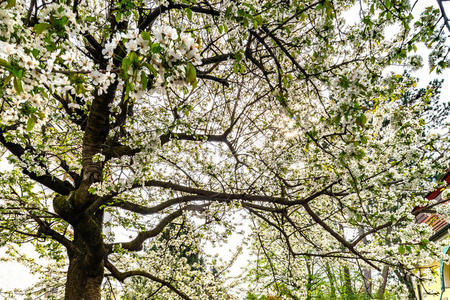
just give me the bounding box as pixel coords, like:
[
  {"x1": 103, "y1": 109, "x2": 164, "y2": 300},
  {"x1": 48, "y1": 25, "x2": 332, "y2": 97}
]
[{"x1": 415, "y1": 171, "x2": 450, "y2": 234}]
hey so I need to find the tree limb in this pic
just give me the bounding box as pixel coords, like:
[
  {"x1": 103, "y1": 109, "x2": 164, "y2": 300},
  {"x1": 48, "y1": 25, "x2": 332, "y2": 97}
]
[
  {"x1": 110, "y1": 195, "x2": 207, "y2": 214},
  {"x1": 104, "y1": 260, "x2": 192, "y2": 300},
  {"x1": 107, "y1": 204, "x2": 208, "y2": 252},
  {"x1": 302, "y1": 202, "x2": 380, "y2": 271},
  {"x1": 0, "y1": 130, "x2": 74, "y2": 195},
  {"x1": 139, "y1": 3, "x2": 220, "y2": 30}
]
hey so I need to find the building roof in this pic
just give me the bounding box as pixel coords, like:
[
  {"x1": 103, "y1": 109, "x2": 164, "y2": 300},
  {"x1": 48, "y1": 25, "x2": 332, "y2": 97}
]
[{"x1": 414, "y1": 170, "x2": 450, "y2": 241}]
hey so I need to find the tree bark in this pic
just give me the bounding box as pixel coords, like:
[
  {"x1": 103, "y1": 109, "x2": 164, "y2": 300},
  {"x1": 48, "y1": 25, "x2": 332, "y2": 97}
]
[
  {"x1": 60, "y1": 82, "x2": 115, "y2": 299},
  {"x1": 394, "y1": 269, "x2": 416, "y2": 300},
  {"x1": 358, "y1": 227, "x2": 372, "y2": 296},
  {"x1": 342, "y1": 266, "x2": 354, "y2": 299},
  {"x1": 376, "y1": 265, "x2": 389, "y2": 298},
  {"x1": 58, "y1": 209, "x2": 106, "y2": 299},
  {"x1": 65, "y1": 253, "x2": 104, "y2": 300},
  {"x1": 325, "y1": 262, "x2": 337, "y2": 299},
  {"x1": 363, "y1": 267, "x2": 372, "y2": 295},
  {"x1": 305, "y1": 258, "x2": 313, "y2": 300}
]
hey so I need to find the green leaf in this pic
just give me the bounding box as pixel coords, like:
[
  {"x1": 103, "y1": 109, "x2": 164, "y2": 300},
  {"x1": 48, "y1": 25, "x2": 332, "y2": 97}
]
[
  {"x1": 362, "y1": 16, "x2": 372, "y2": 26},
  {"x1": 398, "y1": 245, "x2": 405, "y2": 255},
  {"x1": 6, "y1": 0, "x2": 15, "y2": 8},
  {"x1": 430, "y1": 65, "x2": 436, "y2": 73},
  {"x1": 360, "y1": 135, "x2": 368, "y2": 144},
  {"x1": 121, "y1": 57, "x2": 131, "y2": 76},
  {"x1": 59, "y1": 16, "x2": 69, "y2": 27},
  {"x1": 185, "y1": 62, "x2": 197, "y2": 86},
  {"x1": 31, "y1": 48, "x2": 40, "y2": 59},
  {"x1": 129, "y1": 51, "x2": 138, "y2": 63},
  {"x1": 34, "y1": 23, "x2": 52, "y2": 35},
  {"x1": 186, "y1": 8, "x2": 193, "y2": 21},
  {"x1": 115, "y1": 13, "x2": 122, "y2": 23},
  {"x1": 151, "y1": 43, "x2": 162, "y2": 54},
  {"x1": 276, "y1": 93, "x2": 288, "y2": 108},
  {"x1": 2, "y1": 74, "x2": 12, "y2": 88},
  {"x1": 85, "y1": 16, "x2": 96, "y2": 22},
  {"x1": 13, "y1": 77, "x2": 23, "y2": 94},
  {"x1": 0, "y1": 58, "x2": 11, "y2": 68},
  {"x1": 354, "y1": 149, "x2": 365, "y2": 159},
  {"x1": 385, "y1": 0, "x2": 392, "y2": 9},
  {"x1": 26, "y1": 116, "x2": 36, "y2": 131},
  {"x1": 39, "y1": 89, "x2": 48, "y2": 99},
  {"x1": 11, "y1": 68, "x2": 23, "y2": 79},
  {"x1": 225, "y1": 6, "x2": 233, "y2": 18},
  {"x1": 141, "y1": 71, "x2": 148, "y2": 90},
  {"x1": 233, "y1": 51, "x2": 243, "y2": 62},
  {"x1": 356, "y1": 114, "x2": 367, "y2": 127},
  {"x1": 144, "y1": 63, "x2": 158, "y2": 77},
  {"x1": 124, "y1": 81, "x2": 133, "y2": 101},
  {"x1": 141, "y1": 31, "x2": 151, "y2": 41}
]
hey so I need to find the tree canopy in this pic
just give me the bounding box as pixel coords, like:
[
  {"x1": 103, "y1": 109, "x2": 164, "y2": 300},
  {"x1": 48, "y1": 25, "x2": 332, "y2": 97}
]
[{"x1": 0, "y1": 0, "x2": 449, "y2": 299}]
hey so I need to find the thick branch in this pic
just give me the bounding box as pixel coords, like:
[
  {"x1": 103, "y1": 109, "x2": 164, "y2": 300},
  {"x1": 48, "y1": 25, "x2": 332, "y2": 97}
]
[
  {"x1": 139, "y1": 3, "x2": 220, "y2": 30},
  {"x1": 107, "y1": 204, "x2": 207, "y2": 252},
  {"x1": 37, "y1": 220, "x2": 76, "y2": 253},
  {"x1": 13, "y1": 199, "x2": 77, "y2": 253},
  {"x1": 112, "y1": 195, "x2": 292, "y2": 216},
  {"x1": 102, "y1": 143, "x2": 140, "y2": 159},
  {"x1": 437, "y1": 0, "x2": 450, "y2": 33},
  {"x1": 351, "y1": 221, "x2": 393, "y2": 247},
  {"x1": 90, "y1": 177, "x2": 338, "y2": 218},
  {"x1": 104, "y1": 132, "x2": 227, "y2": 159},
  {"x1": 302, "y1": 203, "x2": 380, "y2": 270},
  {"x1": 261, "y1": 25, "x2": 310, "y2": 80},
  {"x1": 138, "y1": 180, "x2": 291, "y2": 204},
  {"x1": 159, "y1": 132, "x2": 226, "y2": 146},
  {"x1": 83, "y1": 33, "x2": 105, "y2": 66},
  {"x1": 124, "y1": 180, "x2": 340, "y2": 208},
  {"x1": 49, "y1": 88, "x2": 87, "y2": 131},
  {"x1": 197, "y1": 73, "x2": 230, "y2": 86},
  {"x1": 77, "y1": 83, "x2": 118, "y2": 208},
  {"x1": 201, "y1": 53, "x2": 234, "y2": 65},
  {"x1": 105, "y1": 260, "x2": 192, "y2": 300},
  {"x1": 110, "y1": 195, "x2": 207, "y2": 214},
  {"x1": 0, "y1": 131, "x2": 74, "y2": 195}
]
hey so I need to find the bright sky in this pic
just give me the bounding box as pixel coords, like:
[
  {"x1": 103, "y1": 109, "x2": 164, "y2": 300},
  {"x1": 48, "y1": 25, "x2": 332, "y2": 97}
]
[{"x1": 0, "y1": 244, "x2": 39, "y2": 298}]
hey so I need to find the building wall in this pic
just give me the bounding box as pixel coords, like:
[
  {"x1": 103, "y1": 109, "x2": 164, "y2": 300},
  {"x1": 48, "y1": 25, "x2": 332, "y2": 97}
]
[
  {"x1": 417, "y1": 265, "x2": 450, "y2": 300},
  {"x1": 416, "y1": 236, "x2": 450, "y2": 300}
]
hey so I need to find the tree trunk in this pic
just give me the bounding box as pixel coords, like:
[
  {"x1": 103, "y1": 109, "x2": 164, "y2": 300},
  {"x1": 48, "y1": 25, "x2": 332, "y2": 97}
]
[
  {"x1": 376, "y1": 265, "x2": 389, "y2": 298},
  {"x1": 357, "y1": 227, "x2": 372, "y2": 296},
  {"x1": 60, "y1": 211, "x2": 106, "y2": 299},
  {"x1": 305, "y1": 258, "x2": 313, "y2": 300},
  {"x1": 362, "y1": 266, "x2": 372, "y2": 295},
  {"x1": 394, "y1": 269, "x2": 416, "y2": 300},
  {"x1": 52, "y1": 82, "x2": 113, "y2": 299},
  {"x1": 65, "y1": 253, "x2": 103, "y2": 300},
  {"x1": 342, "y1": 266, "x2": 354, "y2": 299},
  {"x1": 325, "y1": 262, "x2": 337, "y2": 299}
]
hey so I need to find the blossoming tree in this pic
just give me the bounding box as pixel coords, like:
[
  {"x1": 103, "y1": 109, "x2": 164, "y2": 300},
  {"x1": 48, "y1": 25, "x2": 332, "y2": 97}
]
[
  {"x1": 0, "y1": 0, "x2": 448, "y2": 299},
  {"x1": 244, "y1": 78, "x2": 450, "y2": 299}
]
